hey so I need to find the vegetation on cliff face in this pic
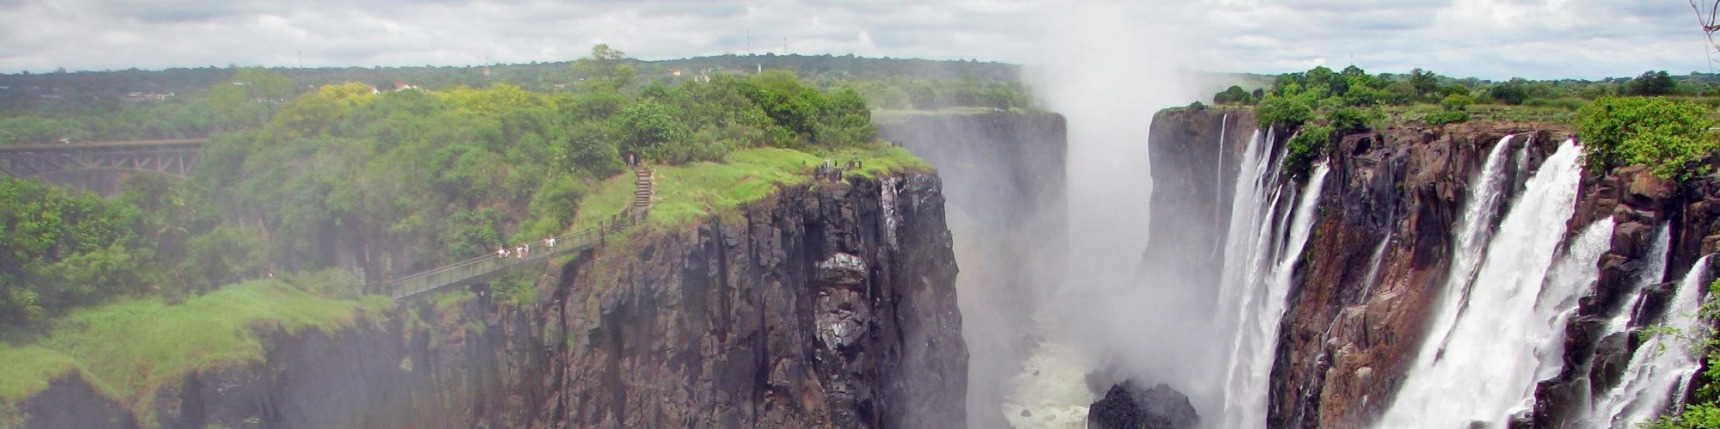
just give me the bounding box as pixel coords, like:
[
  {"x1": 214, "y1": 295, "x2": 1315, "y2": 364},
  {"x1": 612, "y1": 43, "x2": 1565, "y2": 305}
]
[
  {"x1": 1647, "y1": 281, "x2": 1720, "y2": 428},
  {"x1": 0, "y1": 177, "x2": 153, "y2": 327}
]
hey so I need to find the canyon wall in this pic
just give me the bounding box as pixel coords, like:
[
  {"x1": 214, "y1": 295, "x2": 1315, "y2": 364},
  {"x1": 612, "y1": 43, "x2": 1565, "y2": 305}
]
[
  {"x1": 1149, "y1": 108, "x2": 1720, "y2": 428},
  {"x1": 16, "y1": 171, "x2": 965, "y2": 429},
  {"x1": 877, "y1": 111, "x2": 1067, "y2": 428}
]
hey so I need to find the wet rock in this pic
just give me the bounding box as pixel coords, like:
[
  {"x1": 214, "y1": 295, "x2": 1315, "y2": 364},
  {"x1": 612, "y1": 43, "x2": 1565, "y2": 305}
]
[
  {"x1": 1589, "y1": 332, "x2": 1632, "y2": 393},
  {"x1": 1086, "y1": 381, "x2": 1199, "y2": 429}
]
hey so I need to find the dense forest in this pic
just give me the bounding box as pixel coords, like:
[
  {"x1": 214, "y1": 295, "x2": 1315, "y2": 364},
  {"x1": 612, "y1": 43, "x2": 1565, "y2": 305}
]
[
  {"x1": 0, "y1": 53, "x2": 1029, "y2": 145},
  {"x1": 0, "y1": 45, "x2": 885, "y2": 329}
]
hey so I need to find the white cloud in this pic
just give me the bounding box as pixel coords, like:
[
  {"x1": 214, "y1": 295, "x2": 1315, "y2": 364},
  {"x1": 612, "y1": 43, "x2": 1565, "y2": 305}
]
[{"x1": 0, "y1": 0, "x2": 1708, "y2": 79}]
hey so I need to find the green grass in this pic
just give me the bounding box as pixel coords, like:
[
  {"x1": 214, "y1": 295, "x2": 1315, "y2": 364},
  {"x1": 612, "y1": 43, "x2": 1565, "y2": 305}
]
[
  {"x1": 572, "y1": 144, "x2": 930, "y2": 231},
  {"x1": 0, "y1": 346, "x2": 79, "y2": 404},
  {"x1": 0, "y1": 279, "x2": 393, "y2": 426}
]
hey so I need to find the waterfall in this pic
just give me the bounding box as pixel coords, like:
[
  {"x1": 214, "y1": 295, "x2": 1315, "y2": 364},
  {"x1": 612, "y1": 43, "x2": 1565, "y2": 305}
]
[
  {"x1": 1593, "y1": 255, "x2": 1712, "y2": 428},
  {"x1": 1582, "y1": 225, "x2": 1671, "y2": 428},
  {"x1": 1216, "y1": 113, "x2": 1229, "y2": 258},
  {"x1": 1528, "y1": 219, "x2": 1616, "y2": 396},
  {"x1": 1419, "y1": 135, "x2": 1517, "y2": 358},
  {"x1": 1218, "y1": 142, "x2": 1329, "y2": 429},
  {"x1": 1214, "y1": 129, "x2": 1278, "y2": 333},
  {"x1": 1377, "y1": 139, "x2": 1587, "y2": 428},
  {"x1": 1358, "y1": 232, "x2": 1394, "y2": 303}
]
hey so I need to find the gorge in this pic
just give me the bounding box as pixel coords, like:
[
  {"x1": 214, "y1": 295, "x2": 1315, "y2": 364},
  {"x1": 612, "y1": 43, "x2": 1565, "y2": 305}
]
[{"x1": 8, "y1": 98, "x2": 1720, "y2": 429}]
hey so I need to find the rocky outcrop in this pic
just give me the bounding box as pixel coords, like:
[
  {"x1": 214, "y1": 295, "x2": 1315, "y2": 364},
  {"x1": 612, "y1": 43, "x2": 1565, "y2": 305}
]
[
  {"x1": 1529, "y1": 163, "x2": 1720, "y2": 426},
  {"x1": 1086, "y1": 381, "x2": 1199, "y2": 429},
  {"x1": 14, "y1": 172, "x2": 965, "y2": 429}
]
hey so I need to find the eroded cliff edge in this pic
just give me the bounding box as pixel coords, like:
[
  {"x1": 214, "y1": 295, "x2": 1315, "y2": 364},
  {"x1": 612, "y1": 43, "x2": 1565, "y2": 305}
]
[{"x1": 16, "y1": 171, "x2": 965, "y2": 429}]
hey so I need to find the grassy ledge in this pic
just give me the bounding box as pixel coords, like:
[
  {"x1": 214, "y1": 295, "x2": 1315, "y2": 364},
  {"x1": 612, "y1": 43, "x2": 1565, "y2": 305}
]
[
  {"x1": 572, "y1": 144, "x2": 930, "y2": 231},
  {"x1": 0, "y1": 280, "x2": 393, "y2": 426}
]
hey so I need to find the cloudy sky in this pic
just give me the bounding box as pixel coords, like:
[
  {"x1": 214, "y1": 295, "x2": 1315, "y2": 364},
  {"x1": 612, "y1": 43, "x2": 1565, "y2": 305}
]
[{"x1": 0, "y1": 0, "x2": 1708, "y2": 80}]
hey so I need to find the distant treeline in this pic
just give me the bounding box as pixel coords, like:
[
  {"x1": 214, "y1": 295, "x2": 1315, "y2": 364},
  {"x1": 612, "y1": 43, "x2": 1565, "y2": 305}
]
[{"x1": 0, "y1": 53, "x2": 1031, "y2": 145}]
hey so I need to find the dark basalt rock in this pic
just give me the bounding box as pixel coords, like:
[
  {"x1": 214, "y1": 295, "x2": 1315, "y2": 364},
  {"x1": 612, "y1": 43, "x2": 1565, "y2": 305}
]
[
  {"x1": 1086, "y1": 381, "x2": 1198, "y2": 429},
  {"x1": 1589, "y1": 332, "x2": 1633, "y2": 393}
]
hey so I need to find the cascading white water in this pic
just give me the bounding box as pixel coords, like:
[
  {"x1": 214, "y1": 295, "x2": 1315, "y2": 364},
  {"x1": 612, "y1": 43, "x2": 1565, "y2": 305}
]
[
  {"x1": 1359, "y1": 233, "x2": 1394, "y2": 302},
  {"x1": 1418, "y1": 135, "x2": 1517, "y2": 357},
  {"x1": 1581, "y1": 225, "x2": 1671, "y2": 428},
  {"x1": 1378, "y1": 139, "x2": 1587, "y2": 428},
  {"x1": 1214, "y1": 129, "x2": 1278, "y2": 338},
  {"x1": 1219, "y1": 151, "x2": 1329, "y2": 429},
  {"x1": 1215, "y1": 113, "x2": 1229, "y2": 258},
  {"x1": 1527, "y1": 219, "x2": 1617, "y2": 397},
  {"x1": 1594, "y1": 255, "x2": 1712, "y2": 427}
]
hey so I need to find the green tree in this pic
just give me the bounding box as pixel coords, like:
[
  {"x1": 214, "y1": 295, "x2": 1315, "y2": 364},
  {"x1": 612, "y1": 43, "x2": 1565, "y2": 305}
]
[
  {"x1": 1282, "y1": 124, "x2": 1332, "y2": 179},
  {"x1": 1627, "y1": 70, "x2": 1678, "y2": 96},
  {"x1": 572, "y1": 44, "x2": 636, "y2": 92},
  {"x1": 206, "y1": 68, "x2": 298, "y2": 129},
  {"x1": 1256, "y1": 95, "x2": 1314, "y2": 130},
  {"x1": 1410, "y1": 68, "x2": 1439, "y2": 97},
  {"x1": 1213, "y1": 85, "x2": 1253, "y2": 105},
  {"x1": 1489, "y1": 80, "x2": 1530, "y2": 105},
  {"x1": 0, "y1": 177, "x2": 151, "y2": 326},
  {"x1": 1577, "y1": 96, "x2": 1718, "y2": 180},
  {"x1": 616, "y1": 98, "x2": 690, "y2": 162}
]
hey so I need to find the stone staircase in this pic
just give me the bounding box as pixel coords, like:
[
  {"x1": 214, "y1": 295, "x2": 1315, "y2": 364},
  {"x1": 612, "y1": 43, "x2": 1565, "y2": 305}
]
[{"x1": 632, "y1": 166, "x2": 654, "y2": 216}]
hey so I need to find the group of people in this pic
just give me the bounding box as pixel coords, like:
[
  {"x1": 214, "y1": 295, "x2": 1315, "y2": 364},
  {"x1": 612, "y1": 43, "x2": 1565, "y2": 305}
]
[
  {"x1": 812, "y1": 159, "x2": 862, "y2": 181},
  {"x1": 496, "y1": 236, "x2": 559, "y2": 260}
]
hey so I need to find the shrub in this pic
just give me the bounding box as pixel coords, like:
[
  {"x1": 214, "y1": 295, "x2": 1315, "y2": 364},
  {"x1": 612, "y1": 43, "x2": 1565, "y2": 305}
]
[
  {"x1": 1440, "y1": 94, "x2": 1474, "y2": 111},
  {"x1": 1578, "y1": 96, "x2": 1717, "y2": 180},
  {"x1": 1327, "y1": 107, "x2": 1371, "y2": 132},
  {"x1": 1213, "y1": 85, "x2": 1253, "y2": 105},
  {"x1": 1489, "y1": 81, "x2": 1529, "y2": 105},
  {"x1": 1424, "y1": 110, "x2": 1471, "y2": 125},
  {"x1": 1256, "y1": 95, "x2": 1314, "y2": 130},
  {"x1": 1283, "y1": 124, "x2": 1332, "y2": 179}
]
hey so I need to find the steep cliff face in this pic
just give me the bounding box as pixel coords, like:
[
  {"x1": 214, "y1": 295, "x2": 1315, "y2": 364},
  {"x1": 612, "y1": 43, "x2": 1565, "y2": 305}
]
[
  {"x1": 1145, "y1": 108, "x2": 1720, "y2": 428},
  {"x1": 15, "y1": 172, "x2": 964, "y2": 429},
  {"x1": 877, "y1": 112, "x2": 1067, "y2": 428},
  {"x1": 1529, "y1": 163, "x2": 1720, "y2": 427},
  {"x1": 538, "y1": 173, "x2": 965, "y2": 428},
  {"x1": 1267, "y1": 122, "x2": 1563, "y2": 428},
  {"x1": 1139, "y1": 108, "x2": 1256, "y2": 313}
]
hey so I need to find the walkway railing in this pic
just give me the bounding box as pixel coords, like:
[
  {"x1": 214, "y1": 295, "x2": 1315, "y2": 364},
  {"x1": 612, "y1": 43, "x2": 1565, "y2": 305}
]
[
  {"x1": 385, "y1": 166, "x2": 656, "y2": 300},
  {"x1": 385, "y1": 225, "x2": 606, "y2": 299}
]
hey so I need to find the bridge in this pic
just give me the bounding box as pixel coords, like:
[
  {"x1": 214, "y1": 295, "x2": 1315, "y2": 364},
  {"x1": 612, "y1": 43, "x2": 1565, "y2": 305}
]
[
  {"x1": 0, "y1": 139, "x2": 207, "y2": 194},
  {"x1": 0, "y1": 138, "x2": 206, "y2": 177},
  {"x1": 383, "y1": 166, "x2": 654, "y2": 300}
]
